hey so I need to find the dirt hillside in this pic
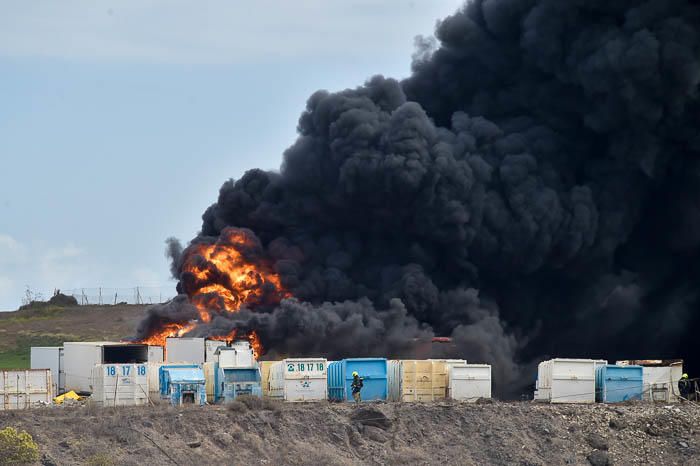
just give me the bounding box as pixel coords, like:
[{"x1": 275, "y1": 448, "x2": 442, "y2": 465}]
[
  {"x1": 0, "y1": 304, "x2": 147, "y2": 368},
  {"x1": 1, "y1": 400, "x2": 698, "y2": 465}
]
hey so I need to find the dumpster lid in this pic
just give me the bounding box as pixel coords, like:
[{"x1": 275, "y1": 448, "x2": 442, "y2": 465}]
[{"x1": 166, "y1": 368, "x2": 205, "y2": 383}]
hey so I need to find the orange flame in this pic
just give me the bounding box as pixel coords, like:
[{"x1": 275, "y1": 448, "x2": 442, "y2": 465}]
[
  {"x1": 139, "y1": 321, "x2": 197, "y2": 347},
  {"x1": 138, "y1": 228, "x2": 288, "y2": 358},
  {"x1": 182, "y1": 229, "x2": 289, "y2": 324}
]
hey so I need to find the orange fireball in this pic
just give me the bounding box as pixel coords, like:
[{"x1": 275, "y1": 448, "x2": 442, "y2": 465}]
[{"x1": 138, "y1": 228, "x2": 288, "y2": 358}]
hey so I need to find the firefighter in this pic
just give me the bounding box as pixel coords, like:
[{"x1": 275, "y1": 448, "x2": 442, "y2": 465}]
[
  {"x1": 679, "y1": 373, "x2": 692, "y2": 401},
  {"x1": 351, "y1": 371, "x2": 364, "y2": 403}
]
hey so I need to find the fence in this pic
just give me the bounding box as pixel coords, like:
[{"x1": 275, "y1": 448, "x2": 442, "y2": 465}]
[{"x1": 60, "y1": 287, "x2": 177, "y2": 305}]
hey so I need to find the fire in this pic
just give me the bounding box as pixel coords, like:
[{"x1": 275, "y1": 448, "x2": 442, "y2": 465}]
[
  {"x1": 208, "y1": 330, "x2": 263, "y2": 359},
  {"x1": 138, "y1": 228, "x2": 288, "y2": 358},
  {"x1": 182, "y1": 228, "x2": 289, "y2": 323},
  {"x1": 139, "y1": 321, "x2": 196, "y2": 347}
]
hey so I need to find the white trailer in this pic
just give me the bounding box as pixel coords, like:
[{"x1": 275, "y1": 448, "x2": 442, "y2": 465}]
[
  {"x1": 63, "y1": 342, "x2": 149, "y2": 393},
  {"x1": 165, "y1": 337, "x2": 205, "y2": 364},
  {"x1": 31, "y1": 346, "x2": 64, "y2": 394}
]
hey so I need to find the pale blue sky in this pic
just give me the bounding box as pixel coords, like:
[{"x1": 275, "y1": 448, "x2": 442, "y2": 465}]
[{"x1": 0, "y1": 0, "x2": 463, "y2": 310}]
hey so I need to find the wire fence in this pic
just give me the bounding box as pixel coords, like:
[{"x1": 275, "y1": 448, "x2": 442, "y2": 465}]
[{"x1": 60, "y1": 287, "x2": 177, "y2": 306}]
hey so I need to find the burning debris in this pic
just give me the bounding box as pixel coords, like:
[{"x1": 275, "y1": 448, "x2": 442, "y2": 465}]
[{"x1": 136, "y1": 1, "x2": 700, "y2": 396}]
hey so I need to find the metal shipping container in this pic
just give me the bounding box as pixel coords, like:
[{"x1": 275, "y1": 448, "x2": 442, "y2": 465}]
[
  {"x1": 90, "y1": 364, "x2": 148, "y2": 407},
  {"x1": 448, "y1": 364, "x2": 492, "y2": 401},
  {"x1": 31, "y1": 346, "x2": 64, "y2": 395},
  {"x1": 534, "y1": 358, "x2": 598, "y2": 403},
  {"x1": 64, "y1": 342, "x2": 149, "y2": 393},
  {"x1": 328, "y1": 358, "x2": 387, "y2": 402},
  {"x1": 148, "y1": 346, "x2": 164, "y2": 363},
  {"x1": 595, "y1": 364, "x2": 643, "y2": 403},
  {"x1": 269, "y1": 358, "x2": 327, "y2": 402},
  {"x1": 388, "y1": 360, "x2": 451, "y2": 402},
  {"x1": 205, "y1": 340, "x2": 228, "y2": 362},
  {"x1": 617, "y1": 360, "x2": 683, "y2": 402},
  {"x1": 0, "y1": 369, "x2": 53, "y2": 410},
  {"x1": 165, "y1": 337, "x2": 205, "y2": 364},
  {"x1": 218, "y1": 341, "x2": 255, "y2": 368}
]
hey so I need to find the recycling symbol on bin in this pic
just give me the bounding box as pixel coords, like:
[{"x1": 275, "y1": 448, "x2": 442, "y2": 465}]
[{"x1": 300, "y1": 380, "x2": 310, "y2": 388}]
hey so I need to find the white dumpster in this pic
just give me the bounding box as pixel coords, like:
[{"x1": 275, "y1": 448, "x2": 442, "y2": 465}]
[
  {"x1": 448, "y1": 364, "x2": 491, "y2": 401},
  {"x1": 90, "y1": 363, "x2": 148, "y2": 407},
  {"x1": 534, "y1": 358, "x2": 597, "y2": 403},
  {"x1": 0, "y1": 369, "x2": 53, "y2": 410},
  {"x1": 269, "y1": 358, "x2": 327, "y2": 402}
]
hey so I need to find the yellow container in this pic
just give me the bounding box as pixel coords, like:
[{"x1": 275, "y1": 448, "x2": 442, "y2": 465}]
[
  {"x1": 204, "y1": 362, "x2": 218, "y2": 403},
  {"x1": 392, "y1": 360, "x2": 449, "y2": 402},
  {"x1": 259, "y1": 361, "x2": 277, "y2": 397}
]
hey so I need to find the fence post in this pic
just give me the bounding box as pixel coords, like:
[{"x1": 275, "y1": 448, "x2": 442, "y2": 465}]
[{"x1": 99, "y1": 287, "x2": 102, "y2": 305}]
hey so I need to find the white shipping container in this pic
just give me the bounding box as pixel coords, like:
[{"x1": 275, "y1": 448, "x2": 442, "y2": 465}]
[
  {"x1": 166, "y1": 338, "x2": 205, "y2": 364},
  {"x1": 90, "y1": 364, "x2": 148, "y2": 407},
  {"x1": 534, "y1": 358, "x2": 597, "y2": 403},
  {"x1": 269, "y1": 358, "x2": 327, "y2": 402},
  {"x1": 148, "y1": 346, "x2": 164, "y2": 363},
  {"x1": 64, "y1": 342, "x2": 149, "y2": 393},
  {"x1": 205, "y1": 340, "x2": 228, "y2": 362},
  {"x1": 64, "y1": 342, "x2": 111, "y2": 393},
  {"x1": 0, "y1": 369, "x2": 53, "y2": 410},
  {"x1": 218, "y1": 342, "x2": 255, "y2": 369},
  {"x1": 31, "y1": 347, "x2": 64, "y2": 394},
  {"x1": 448, "y1": 364, "x2": 491, "y2": 401}
]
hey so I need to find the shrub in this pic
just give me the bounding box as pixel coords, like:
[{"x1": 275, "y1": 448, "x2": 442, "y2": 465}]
[
  {"x1": 0, "y1": 426, "x2": 40, "y2": 465},
  {"x1": 86, "y1": 453, "x2": 114, "y2": 466}
]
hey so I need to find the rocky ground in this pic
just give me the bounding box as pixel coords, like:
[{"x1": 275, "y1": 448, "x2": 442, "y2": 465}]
[{"x1": 1, "y1": 399, "x2": 699, "y2": 465}]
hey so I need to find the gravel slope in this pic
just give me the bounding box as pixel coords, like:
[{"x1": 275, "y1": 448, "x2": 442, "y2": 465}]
[{"x1": 1, "y1": 400, "x2": 698, "y2": 465}]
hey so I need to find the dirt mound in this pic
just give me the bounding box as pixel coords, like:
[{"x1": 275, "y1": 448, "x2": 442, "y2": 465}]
[{"x1": 0, "y1": 401, "x2": 698, "y2": 465}]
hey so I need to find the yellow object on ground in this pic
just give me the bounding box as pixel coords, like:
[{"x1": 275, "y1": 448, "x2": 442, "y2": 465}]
[{"x1": 54, "y1": 390, "x2": 81, "y2": 404}]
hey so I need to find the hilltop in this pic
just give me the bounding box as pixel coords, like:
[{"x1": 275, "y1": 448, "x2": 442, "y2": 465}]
[{"x1": 0, "y1": 304, "x2": 148, "y2": 369}]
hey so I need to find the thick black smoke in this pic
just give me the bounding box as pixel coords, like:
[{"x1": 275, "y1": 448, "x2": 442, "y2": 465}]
[{"x1": 138, "y1": 0, "x2": 700, "y2": 397}]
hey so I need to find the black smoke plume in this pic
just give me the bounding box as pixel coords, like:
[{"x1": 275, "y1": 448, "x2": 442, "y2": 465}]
[{"x1": 137, "y1": 0, "x2": 700, "y2": 397}]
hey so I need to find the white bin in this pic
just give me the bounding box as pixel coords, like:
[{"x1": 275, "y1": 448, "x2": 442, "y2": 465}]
[
  {"x1": 90, "y1": 364, "x2": 148, "y2": 407},
  {"x1": 205, "y1": 340, "x2": 228, "y2": 362},
  {"x1": 0, "y1": 369, "x2": 53, "y2": 410},
  {"x1": 534, "y1": 358, "x2": 597, "y2": 403},
  {"x1": 448, "y1": 364, "x2": 491, "y2": 401},
  {"x1": 269, "y1": 358, "x2": 327, "y2": 402}
]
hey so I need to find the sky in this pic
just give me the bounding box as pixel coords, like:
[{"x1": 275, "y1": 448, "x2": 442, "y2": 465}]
[{"x1": 0, "y1": 0, "x2": 464, "y2": 310}]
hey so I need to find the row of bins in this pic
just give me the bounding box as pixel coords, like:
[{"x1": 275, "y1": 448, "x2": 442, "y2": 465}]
[
  {"x1": 534, "y1": 359, "x2": 646, "y2": 403},
  {"x1": 262, "y1": 358, "x2": 492, "y2": 402}
]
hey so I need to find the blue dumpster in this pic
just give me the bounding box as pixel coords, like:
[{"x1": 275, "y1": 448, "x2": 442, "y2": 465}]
[
  {"x1": 328, "y1": 358, "x2": 387, "y2": 402},
  {"x1": 595, "y1": 364, "x2": 643, "y2": 403}
]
